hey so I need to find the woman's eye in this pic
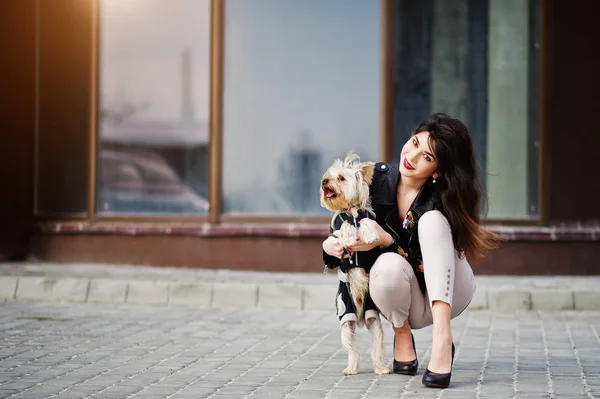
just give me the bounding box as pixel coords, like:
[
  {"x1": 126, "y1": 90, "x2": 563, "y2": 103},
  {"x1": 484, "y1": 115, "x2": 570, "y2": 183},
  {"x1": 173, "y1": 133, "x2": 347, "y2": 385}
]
[{"x1": 412, "y1": 139, "x2": 417, "y2": 146}]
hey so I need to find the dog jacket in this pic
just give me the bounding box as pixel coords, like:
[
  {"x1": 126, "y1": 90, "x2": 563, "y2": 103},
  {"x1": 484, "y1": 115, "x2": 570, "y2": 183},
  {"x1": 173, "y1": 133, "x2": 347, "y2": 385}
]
[{"x1": 329, "y1": 209, "x2": 381, "y2": 325}]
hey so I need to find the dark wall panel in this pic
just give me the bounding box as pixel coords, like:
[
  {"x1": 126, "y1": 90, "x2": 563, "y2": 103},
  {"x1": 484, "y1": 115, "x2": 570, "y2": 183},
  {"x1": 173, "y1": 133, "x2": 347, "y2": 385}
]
[
  {"x1": 0, "y1": 0, "x2": 36, "y2": 260},
  {"x1": 546, "y1": 0, "x2": 600, "y2": 221},
  {"x1": 36, "y1": 0, "x2": 93, "y2": 214}
]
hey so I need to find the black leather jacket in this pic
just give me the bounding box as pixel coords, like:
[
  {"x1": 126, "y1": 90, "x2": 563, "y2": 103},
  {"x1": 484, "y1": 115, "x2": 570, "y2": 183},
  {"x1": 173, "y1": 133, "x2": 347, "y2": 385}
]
[{"x1": 323, "y1": 160, "x2": 439, "y2": 295}]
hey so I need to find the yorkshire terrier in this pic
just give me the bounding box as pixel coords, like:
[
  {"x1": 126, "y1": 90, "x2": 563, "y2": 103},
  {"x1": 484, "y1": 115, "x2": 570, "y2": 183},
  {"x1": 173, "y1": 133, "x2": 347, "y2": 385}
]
[{"x1": 320, "y1": 153, "x2": 390, "y2": 376}]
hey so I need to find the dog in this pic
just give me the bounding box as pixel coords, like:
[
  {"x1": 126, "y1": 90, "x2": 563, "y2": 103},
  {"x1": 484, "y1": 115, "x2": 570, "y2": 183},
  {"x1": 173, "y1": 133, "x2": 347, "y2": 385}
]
[{"x1": 320, "y1": 153, "x2": 390, "y2": 376}]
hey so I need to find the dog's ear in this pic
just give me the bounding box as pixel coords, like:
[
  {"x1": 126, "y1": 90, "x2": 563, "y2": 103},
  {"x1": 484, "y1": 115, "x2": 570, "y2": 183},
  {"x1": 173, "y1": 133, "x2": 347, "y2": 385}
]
[
  {"x1": 357, "y1": 162, "x2": 375, "y2": 185},
  {"x1": 344, "y1": 152, "x2": 360, "y2": 168}
]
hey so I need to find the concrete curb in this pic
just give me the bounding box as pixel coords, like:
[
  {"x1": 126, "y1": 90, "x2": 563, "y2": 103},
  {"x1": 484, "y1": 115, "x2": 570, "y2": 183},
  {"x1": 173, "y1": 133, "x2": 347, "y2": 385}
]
[
  {"x1": 2, "y1": 274, "x2": 600, "y2": 311},
  {"x1": 0, "y1": 276, "x2": 337, "y2": 310}
]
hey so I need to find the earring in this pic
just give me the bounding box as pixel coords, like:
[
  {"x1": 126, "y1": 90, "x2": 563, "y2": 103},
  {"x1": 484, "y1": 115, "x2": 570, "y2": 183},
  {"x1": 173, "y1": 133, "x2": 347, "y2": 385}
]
[{"x1": 432, "y1": 177, "x2": 436, "y2": 184}]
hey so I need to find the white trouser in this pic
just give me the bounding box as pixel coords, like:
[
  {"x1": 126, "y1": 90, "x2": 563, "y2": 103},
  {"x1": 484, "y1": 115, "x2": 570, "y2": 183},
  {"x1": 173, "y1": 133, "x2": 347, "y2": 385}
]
[{"x1": 369, "y1": 210, "x2": 476, "y2": 329}]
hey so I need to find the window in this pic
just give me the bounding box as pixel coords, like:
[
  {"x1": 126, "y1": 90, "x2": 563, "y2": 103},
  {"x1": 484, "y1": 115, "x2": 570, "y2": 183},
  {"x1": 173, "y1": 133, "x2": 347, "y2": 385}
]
[
  {"x1": 392, "y1": 0, "x2": 540, "y2": 219},
  {"x1": 97, "y1": 0, "x2": 210, "y2": 215},
  {"x1": 222, "y1": 0, "x2": 382, "y2": 216}
]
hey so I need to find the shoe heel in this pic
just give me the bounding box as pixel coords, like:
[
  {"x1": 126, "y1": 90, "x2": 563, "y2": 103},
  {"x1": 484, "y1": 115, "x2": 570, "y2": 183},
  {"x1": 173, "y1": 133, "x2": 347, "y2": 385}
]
[
  {"x1": 422, "y1": 342, "x2": 455, "y2": 388},
  {"x1": 393, "y1": 332, "x2": 418, "y2": 376}
]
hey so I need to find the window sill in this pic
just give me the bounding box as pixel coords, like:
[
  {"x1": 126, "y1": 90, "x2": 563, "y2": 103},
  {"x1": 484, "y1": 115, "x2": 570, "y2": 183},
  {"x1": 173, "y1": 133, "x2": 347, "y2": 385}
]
[{"x1": 36, "y1": 221, "x2": 600, "y2": 241}]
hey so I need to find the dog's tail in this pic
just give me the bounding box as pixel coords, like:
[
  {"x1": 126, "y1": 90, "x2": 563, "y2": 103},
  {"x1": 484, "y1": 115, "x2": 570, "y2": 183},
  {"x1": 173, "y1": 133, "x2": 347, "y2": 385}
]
[{"x1": 348, "y1": 267, "x2": 369, "y2": 328}]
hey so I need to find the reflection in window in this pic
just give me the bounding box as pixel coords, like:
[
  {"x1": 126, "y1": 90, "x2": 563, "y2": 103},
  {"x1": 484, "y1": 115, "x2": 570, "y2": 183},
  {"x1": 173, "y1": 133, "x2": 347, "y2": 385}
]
[
  {"x1": 222, "y1": 0, "x2": 381, "y2": 216},
  {"x1": 393, "y1": 0, "x2": 540, "y2": 219},
  {"x1": 97, "y1": 0, "x2": 210, "y2": 215}
]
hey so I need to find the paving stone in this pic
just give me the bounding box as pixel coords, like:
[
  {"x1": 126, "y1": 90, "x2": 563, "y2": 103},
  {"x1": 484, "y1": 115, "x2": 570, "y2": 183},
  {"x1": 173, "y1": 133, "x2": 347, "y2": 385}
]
[
  {"x1": 51, "y1": 277, "x2": 89, "y2": 302},
  {"x1": 488, "y1": 288, "x2": 531, "y2": 311},
  {"x1": 573, "y1": 290, "x2": 600, "y2": 310},
  {"x1": 0, "y1": 276, "x2": 18, "y2": 300},
  {"x1": 212, "y1": 282, "x2": 257, "y2": 308},
  {"x1": 87, "y1": 278, "x2": 128, "y2": 304},
  {"x1": 467, "y1": 284, "x2": 487, "y2": 310},
  {"x1": 15, "y1": 276, "x2": 54, "y2": 300},
  {"x1": 257, "y1": 283, "x2": 302, "y2": 309},
  {"x1": 303, "y1": 284, "x2": 337, "y2": 311},
  {"x1": 126, "y1": 280, "x2": 169, "y2": 305},
  {"x1": 168, "y1": 282, "x2": 212, "y2": 307},
  {"x1": 531, "y1": 289, "x2": 574, "y2": 310}
]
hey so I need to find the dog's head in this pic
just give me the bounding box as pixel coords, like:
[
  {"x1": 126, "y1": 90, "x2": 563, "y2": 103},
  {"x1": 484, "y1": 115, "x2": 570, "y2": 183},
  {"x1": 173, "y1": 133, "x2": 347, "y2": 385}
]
[{"x1": 320, "y1": 153, "x2": 375, "y2": 213}]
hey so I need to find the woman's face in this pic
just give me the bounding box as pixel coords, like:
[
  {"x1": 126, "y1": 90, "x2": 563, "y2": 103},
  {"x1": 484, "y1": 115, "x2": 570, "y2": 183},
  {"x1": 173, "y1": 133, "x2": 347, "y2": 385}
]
[{"x1": 399, "y1": 131, "x2": 440, "y2": 180}]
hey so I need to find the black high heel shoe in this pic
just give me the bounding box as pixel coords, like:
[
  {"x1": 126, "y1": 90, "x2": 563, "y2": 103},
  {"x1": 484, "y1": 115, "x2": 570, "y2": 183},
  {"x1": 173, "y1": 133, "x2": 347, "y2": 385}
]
[
  {"x1": 422, "y1": 342, "x2": 455, "y2": 388},
  {"x1": 393, "y1": 333, "x2": 418, "y2": 376}
]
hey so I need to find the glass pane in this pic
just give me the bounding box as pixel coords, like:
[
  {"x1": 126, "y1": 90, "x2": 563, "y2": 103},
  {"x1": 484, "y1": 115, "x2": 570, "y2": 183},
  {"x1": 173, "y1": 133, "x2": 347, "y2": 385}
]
[
  {"x1": 35, "y1": 0, "x2": 90, "y2": 215},
  {"x1": 97, "y1": 0, "x2": 210, "y2": 215},
  {"x1": 392, "y1": 0, "x2": 540, "y2": 219},
  {"x1": 222, "y1": 0, "x2": 381, "y2": 216}
]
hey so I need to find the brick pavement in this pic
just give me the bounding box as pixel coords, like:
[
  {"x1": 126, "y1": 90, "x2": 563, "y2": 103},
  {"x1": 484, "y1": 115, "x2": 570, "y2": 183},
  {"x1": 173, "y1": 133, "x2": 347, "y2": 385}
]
[{"x1": 1, "y1": 302, "x2": 600, "y2": 398}]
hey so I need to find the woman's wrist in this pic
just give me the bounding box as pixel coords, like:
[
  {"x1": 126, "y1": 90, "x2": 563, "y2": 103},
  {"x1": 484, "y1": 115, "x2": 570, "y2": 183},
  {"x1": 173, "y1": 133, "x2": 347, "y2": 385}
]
[
  {"x1": 379, "y1": 232, "x2": 395, "y2": 249},
  {"x1": 322, "y1": 237, "x2": 333, "y2": 254},
  {"x1": 323, "y1": 235, "x2": 340, "y2": 256}
]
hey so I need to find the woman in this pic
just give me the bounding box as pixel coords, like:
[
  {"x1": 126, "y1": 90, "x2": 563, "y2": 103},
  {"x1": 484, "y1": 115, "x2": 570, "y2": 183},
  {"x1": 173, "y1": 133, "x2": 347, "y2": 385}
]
[{"x1": 322, "y1": 113, "x2": 499, "y2": 388}]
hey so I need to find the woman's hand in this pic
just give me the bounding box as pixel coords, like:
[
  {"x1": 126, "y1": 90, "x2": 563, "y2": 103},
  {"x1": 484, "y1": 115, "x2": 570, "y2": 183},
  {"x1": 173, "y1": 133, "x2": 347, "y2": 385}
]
[
  {"x1": 350, "y1": 219, "x2": 394, "y2": 252},
  {"x1": 322, "y1": 231, "x2": 349, "y2": 259}
]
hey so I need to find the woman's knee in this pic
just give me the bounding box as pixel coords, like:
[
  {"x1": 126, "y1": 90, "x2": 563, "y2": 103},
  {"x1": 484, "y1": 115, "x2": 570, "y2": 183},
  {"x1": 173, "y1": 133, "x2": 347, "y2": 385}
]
[
  {"x1": 418, "y1": 210, "x2": 451, "y2": 241},
  {"x1": 369, "y1": 253, "x2": 412, "y2": 291},
  {"x1": 369, "y1": 253, "x2": 414, "y2": 327}
]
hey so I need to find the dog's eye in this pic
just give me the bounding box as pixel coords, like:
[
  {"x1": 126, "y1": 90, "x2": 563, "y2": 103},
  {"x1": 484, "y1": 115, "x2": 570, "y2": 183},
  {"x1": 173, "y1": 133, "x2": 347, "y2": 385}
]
[{"x1": 338, "y1": 175, "x2": 345, "y2": 181}]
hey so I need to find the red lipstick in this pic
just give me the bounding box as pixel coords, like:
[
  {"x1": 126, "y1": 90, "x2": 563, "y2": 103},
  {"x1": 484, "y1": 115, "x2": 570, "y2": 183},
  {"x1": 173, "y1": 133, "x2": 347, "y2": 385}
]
[{"x1": 403, "y1": 157, "x2": 415, "y2": 170}]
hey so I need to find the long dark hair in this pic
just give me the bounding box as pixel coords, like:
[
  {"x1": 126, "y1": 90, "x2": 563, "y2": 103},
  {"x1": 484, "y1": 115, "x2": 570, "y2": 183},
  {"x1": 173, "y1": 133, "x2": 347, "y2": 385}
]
[{"x1": 413, "y1": 113, "x2": 500, "y2": 263}]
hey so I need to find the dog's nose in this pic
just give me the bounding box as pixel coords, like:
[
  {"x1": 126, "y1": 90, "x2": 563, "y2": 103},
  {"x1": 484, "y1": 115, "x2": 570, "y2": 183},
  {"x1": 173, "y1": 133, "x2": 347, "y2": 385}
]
[{"x1": 322, "y1": 179, "x2": 329, "y2": 186}]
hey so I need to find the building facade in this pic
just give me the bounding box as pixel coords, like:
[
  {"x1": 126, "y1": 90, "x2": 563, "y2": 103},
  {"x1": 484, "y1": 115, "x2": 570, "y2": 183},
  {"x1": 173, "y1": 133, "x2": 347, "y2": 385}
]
[{"x1": 1, "y1": 0, "x2": 599, "y2": 274}]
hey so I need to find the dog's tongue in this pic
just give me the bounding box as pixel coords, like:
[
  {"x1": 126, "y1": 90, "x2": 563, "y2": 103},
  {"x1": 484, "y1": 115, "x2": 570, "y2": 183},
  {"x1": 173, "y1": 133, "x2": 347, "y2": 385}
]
[{"x1": 326, "y1": 192, "x2": 335, "y2": 198}]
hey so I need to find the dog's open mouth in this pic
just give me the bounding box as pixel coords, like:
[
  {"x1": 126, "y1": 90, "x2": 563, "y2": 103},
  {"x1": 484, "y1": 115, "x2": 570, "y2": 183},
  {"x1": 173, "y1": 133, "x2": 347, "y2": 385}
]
[{"x1": 323, "y1": 188, "x2": 337, "y2": 199}]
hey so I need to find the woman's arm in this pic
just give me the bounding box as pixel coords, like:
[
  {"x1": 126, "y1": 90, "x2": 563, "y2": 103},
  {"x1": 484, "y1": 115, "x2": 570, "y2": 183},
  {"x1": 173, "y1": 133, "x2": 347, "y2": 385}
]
[
  {"x1": 322, "y1": 231, "x2": 347, "y2": 269},
  {"x1": 323, "y1": 234, "x2": 345, "y2": 258},
  {"x1": 349, "y1": 219, "x2": 395, "y2": 252}
]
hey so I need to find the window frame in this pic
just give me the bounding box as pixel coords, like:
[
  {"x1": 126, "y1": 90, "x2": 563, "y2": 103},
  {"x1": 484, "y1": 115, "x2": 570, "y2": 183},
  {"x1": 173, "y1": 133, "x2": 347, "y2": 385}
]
[{"x1": 34, "y1": 0, "x2": 548, "y2": 226}]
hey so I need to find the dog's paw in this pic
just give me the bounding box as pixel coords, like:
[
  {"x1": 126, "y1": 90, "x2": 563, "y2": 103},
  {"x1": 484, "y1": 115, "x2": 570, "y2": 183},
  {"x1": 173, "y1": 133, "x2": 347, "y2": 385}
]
[
  {"x1": 358, "y1": 222, "x2": 379, "y2": 244},
  {"x1": 343, "y1": 366, "x2": 359, "y2": 376},
  {"x1": 373, "y1": 364, "x2": 391, "y2": 375},
  {"x1": 360, "y1": 230, "x2": 379, "y2": 245},
  {"x1": 339, "y1": 222, "x2": 358, "y2": 247}
]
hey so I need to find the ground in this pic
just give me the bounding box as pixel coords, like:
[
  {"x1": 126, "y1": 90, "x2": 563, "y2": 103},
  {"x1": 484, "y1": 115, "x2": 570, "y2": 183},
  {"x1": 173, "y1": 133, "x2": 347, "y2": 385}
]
[{"x1": 1, "y1": 302, "x2": 599, "y2": 399}]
